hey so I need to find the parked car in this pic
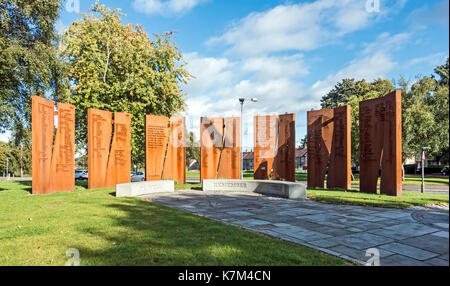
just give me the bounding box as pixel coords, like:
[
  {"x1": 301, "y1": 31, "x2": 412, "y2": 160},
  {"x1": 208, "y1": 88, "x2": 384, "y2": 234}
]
[
  {"x1": 131, "y1": 172, "x2": 145, "y2": 182},
  {"x1": 75, "y1": 170, "x2": 88, "y2": 180},
  {"x1": 441, "y1": 168, "x2": 449, "y2": 176}
]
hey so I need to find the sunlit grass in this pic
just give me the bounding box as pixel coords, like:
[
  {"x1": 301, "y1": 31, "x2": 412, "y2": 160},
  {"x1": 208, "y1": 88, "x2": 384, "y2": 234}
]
[
  {"x1": 0, "y1": 180, "x2": 349, "y2": 266},
  {"x1": 307, "y1": 188, "x2": 449, "y2": 208}
]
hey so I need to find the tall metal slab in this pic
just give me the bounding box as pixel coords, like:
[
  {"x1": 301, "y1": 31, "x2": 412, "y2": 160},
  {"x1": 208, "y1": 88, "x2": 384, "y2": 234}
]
[
  {"x1": 254, "y1": 115, "x2": 278, "y2": 180},
  {"x1": 307, "y1": 106, "x2": 351, "y2": 190},
  {"x1": 217, "y1": 117, "x2": 241, "y2": 179},
  {"x1": 254, "y1": 114, "x2": 296, "y2": 182},
  {"x1": 32, "y1": 96, "x2": 75, "y2": 194},
  {"x1": 88, "y1": 109, "x2": 112, "y2": 189},
  {"x1": 200, "y1": 117, "x2": 240, "y2": 182},
  {"x1": 359, "y1": 90, "x2": 402, "y2": 196},
  {"x1": 145, "y1": 115, "x2": 186, "y2": 184},
  {"x1": 49, "y1": 103, "x2": 76, "y2": 192},
  {"x1": 145, "y1": 115, "x2": 169, "y2": 181},
  {"x1": 162, "y1": 116, "x2": 186, "y2": 184},
  {"x1": 106, "y1": 112, "x2": 131, "y2": 187}
]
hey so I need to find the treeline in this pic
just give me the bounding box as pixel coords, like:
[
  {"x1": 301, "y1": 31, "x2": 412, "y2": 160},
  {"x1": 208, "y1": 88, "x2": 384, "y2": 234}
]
[
  {"x1": 0, "y1": 0, "x2": 191, "y2": 174},
  {"x1": 320, "y1": 58, "x2": 449, "y2": 167}
]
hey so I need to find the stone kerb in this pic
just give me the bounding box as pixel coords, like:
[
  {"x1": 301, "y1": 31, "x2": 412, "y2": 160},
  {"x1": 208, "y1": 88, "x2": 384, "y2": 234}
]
[
  {"x1": 202, "y1": 179, "x2": 306, "y2": 201},
  {"x1": 116, "y1": 180, "x2": 175, "y2": 197}
]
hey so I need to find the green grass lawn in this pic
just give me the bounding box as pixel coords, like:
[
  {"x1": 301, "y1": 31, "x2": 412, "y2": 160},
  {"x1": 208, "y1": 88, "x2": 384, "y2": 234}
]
[
  {"x1": 307, "y1": 188, "x2": 449, "y2": 208},
  {"x1": 0, "y1": 180, "x2": 349, "y2": 266}
]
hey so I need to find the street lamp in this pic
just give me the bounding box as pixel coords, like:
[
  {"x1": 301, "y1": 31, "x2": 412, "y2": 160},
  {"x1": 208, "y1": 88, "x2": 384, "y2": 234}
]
[
  {"x1": 421, "y1": 147, "x2": 431, "y2": 193},
  {"x1": 239, "y1": 97, "x2": 258, "y2": 179}
]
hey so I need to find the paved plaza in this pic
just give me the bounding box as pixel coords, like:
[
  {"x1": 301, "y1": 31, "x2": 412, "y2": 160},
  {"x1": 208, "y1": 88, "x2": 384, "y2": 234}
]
[{"x1": 143, "y1": 190, "x2": 449, "y2": 266}]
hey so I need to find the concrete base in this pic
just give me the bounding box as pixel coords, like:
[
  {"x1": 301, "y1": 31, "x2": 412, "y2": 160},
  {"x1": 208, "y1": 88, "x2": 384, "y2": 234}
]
[
  {"x1": 202, "y1": 179, "x2": 306, "y2": 200},
  {"x1": 116, "y1": 180, "x2": 174, "y2": 197}
]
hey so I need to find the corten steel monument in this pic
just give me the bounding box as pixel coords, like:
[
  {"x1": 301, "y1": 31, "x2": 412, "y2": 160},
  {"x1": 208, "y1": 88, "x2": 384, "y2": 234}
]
[
  {"x1": 254, "y1": 113, "x2": 296, "y2": 182},
  {"x1": 200, "y1": 117, "x2": 241, "y2": 182},
  {"x1": 88, "y1": 109, "x2": 131, "y2": 189},
  {"x1": 145, "y1": 115, "x2": 186, "y2": 184},
  {"x1": 359, "y1": 90, "x2": 402, "y2": 196},
  {"x1": 307, "y1": 106, "x2": 351, "y2": 190},
  {"x1": 32, "y1": 96, "x2": 75, "y2": 194}
]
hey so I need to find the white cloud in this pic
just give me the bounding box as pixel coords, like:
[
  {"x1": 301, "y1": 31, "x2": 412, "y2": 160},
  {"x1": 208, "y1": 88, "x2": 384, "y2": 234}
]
[
  {"x1": 132, "y1": 0, "x2": 204, "y2": 15},
  {"x1": 406, "y1": 52, "x2": 449, "y2": 68},
  {"x1": 309, "y1": 32, "x2": 411, "y2": 100},
  {"x1": 207, "y1": 0, "x2": 390, "y2": 56}
]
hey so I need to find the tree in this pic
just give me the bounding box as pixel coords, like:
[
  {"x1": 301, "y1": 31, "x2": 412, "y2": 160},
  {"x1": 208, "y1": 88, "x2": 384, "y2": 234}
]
[
  {"x1": 0, "y1": 0, "x2": 66, "y2": 154},
  {"x1": 320, "y1": 78, "x2": 394, "y2": 166},
  {"x1": 185, "y1": 131, "x2": 200, "y2": 167},
  {"x1": 401, "y1": 58, "x2": 450, "y2": 165},
  {"x1": 60, "y1": 1, "x2": 191, "y2": 168}
]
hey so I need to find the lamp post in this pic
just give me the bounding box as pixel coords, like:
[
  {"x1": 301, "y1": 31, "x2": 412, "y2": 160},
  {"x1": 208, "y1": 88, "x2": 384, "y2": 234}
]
[
  {"x1": 6, "y1": 157, "x2": 9, "y2": 180},
  {"x1": 239, "y1": 97, "x2": 258, "y2": 179},
  {"x1": 421, "y1": 147, "x2": 431, "y2": 193}
]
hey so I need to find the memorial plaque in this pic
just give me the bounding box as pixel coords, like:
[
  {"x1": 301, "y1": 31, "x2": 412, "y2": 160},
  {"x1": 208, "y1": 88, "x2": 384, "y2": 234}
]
[
  {"x1": 254, "y1": 114, "x2": 296, "y2": 182},
  {"x1": 49, "y1": 103, "x2": 76, "y2": 192},
  {"x1": 200, "y1": 117, "x2": 224, "y2": 181},
  {"x1": 307, "y1": 106, "x2": 351, "y2": 190},
  {"x1": 32, "y1": 96, "x2": 55, "y2": 194},
  {"x1": 32, "y1": 96, "x2": 75, "y2": 194},
  {"x1": 254, "y1": 115, "x2": 278, "y2": 180},
  {"x1": 146, "y1": 115, "x2": 169, "y2": 181},
  {"x1": 106, "y1": 112, "x2": 131, "y2": 187},
  {"x1": 145, "y1": 115, "x2": 186, "y2": 184},
  {"x1": 359, "y1": 90, "x2": 402, "y2": 196},
  {"x1": 273, "y1": 113, "x2": 296, "y2": 182},
  {"x1": 88, "y1": 109, "x2": 112, "y2": 189},
  {"x1": 162, "y1": 116, "x2": 186, "y2": 184},
  {"x1": 217, "y1": 117, "x2": 241, "y2": 179},
  {"x1": 200, "y1": 117, "x2": 241, "y2": 182}
]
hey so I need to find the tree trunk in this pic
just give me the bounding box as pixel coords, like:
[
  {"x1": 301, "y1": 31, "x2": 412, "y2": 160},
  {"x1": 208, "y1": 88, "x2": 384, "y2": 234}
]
[{"x1": 402, "y1": 164, "x2": 405, "y2": 181}]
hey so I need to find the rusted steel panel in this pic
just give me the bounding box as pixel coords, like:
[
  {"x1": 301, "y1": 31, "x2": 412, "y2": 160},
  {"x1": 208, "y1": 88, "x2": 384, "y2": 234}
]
[
  {"x1": 145, "y1": 115, "x2": 170, "y2": 181},
  {"x1": 273, "y1": 113, "x2": 296, "y2": 182},
  {"x1": 254, "y1": 115, "x2": 278, "y2": 180},
  {"x1": 88, "y1": 109, "x2": 112, "y2": 189},
  {"x1": 359, "y1": 90, "x2": 402, "y2": 196},
  {"x1": 307, "y1": 106, "x2": 351, "y2": 190},
  {"x1": 327, "y1": 106, "x2": 351, "y2": 190},
  {"x1": 49, "y1": 103, "x2": 76, "y2": 193},
  {"x1": 254, "y1": 114, "x2": 295, "y2": 182},
  {"x1": 200, "y1": 117, "x2": 224, "y2": 182},
  {"x1": 32, "y1": 96, "x2": 55, "y2": 194},
  {"x1": 162, "y1": 116, "x2": 186, "y2": 184},
  {"x1": 217, "y1": 117, "x2": 241, "y2": 179},
  {"x1": 32, "y1": 97, "x2": 76, "y2": 194},
  {"x1": 106, "y1": 112, "x2": 131, "y2": 187}
]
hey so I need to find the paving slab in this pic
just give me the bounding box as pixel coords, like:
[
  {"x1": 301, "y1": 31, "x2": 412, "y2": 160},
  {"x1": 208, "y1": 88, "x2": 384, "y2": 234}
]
[
  {"x1": 401, "y1": 234, "x2": 449, "y2": 255},
  {"x1": 379, "y1": 242, "x2": 439, "y2": 261},
  {"x1": 143, "y1": 190, "x2": 449, "y2": 266},
  {"x1": 424, "y1": 258, "x2": 449, "y2": 266}
]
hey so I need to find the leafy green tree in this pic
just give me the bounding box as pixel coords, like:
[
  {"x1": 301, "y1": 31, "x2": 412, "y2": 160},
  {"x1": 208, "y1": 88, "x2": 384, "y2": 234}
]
[
  {"x1": 402, "y1": 58, "x2": 449, "y2": 164},
  {"x1": 186, "y1": 131, "x2": 200, "y2": 167},
  {"x1": 320, "y1": 78, "x2": 394, "y2": 166},
  {"x1": 0, "y1": 0, "x2": 66, "y2": 150},
  {"x1": 60, "y1": 2, "x2": 191, "y2": 168}
]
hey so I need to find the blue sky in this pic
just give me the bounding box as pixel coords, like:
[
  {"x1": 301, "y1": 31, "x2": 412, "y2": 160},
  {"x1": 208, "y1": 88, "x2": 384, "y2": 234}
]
[{"x1": 2, "y1": 0, "x2": 449, "y2": 149}]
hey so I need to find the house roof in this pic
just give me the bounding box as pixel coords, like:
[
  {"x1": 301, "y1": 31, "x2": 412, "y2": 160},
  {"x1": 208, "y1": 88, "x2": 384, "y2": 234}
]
[{"x1": 296, "y1": 148, "x2": 307, "y2": 158}]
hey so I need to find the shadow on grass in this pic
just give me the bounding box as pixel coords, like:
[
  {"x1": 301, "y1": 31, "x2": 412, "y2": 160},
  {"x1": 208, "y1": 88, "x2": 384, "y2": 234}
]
[
  {"x1": 0, "y1": 180, "x2": 32, "y2": 193},
  {"x1": 69, "y1": 192, "x2": 347, "y2": 266}
]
